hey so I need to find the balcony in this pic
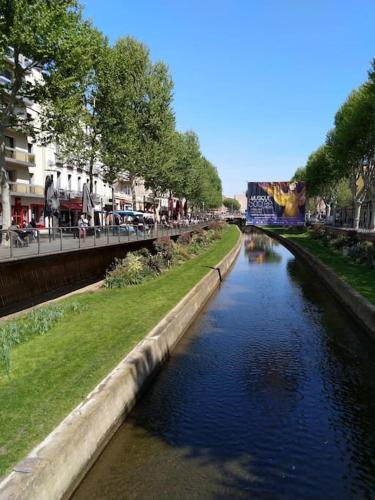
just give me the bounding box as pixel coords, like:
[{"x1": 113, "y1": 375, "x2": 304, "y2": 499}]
[
  {"x1": 9, "y1": 182, "x2": 44, "y2": 197},
  {"x1": 5, "y1": 147, "x2": 35, "y2": 166}
]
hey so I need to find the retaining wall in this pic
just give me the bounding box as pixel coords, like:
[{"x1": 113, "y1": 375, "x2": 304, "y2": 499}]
[
  {"x1": 257, "y1": 227, "x2": 375, "y2": 339},
  {"x1": 0, "y1": 228, "x2": 242, "y2": 500},
  {"x1": 0, "y1": 230, "x2": 205, "y2": 317}
]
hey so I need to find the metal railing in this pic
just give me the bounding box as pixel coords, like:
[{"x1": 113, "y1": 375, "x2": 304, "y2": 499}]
[{"x1": 0, "y1": 221, "x2": 211, "y2": 261}]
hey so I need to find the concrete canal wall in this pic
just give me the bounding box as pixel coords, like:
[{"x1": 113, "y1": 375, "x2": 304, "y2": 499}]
[
  {"x1": 0, "y1": 228, "x2": 207, "y2": 317},
  {"x1": 258, "y1": 227, "x2": 375, "y2": 340},
  {"x1": 0, "y1": 229, "x2": 241, "y2": 500}
]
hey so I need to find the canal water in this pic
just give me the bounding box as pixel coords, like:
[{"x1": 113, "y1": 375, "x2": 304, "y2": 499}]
[{"x1": 73, "y1": 232, "x2": 375, "y2": 499}]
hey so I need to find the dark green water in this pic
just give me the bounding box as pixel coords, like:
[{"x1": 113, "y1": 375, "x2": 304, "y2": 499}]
[{"x1": 73, "y1": 233, "x2": 375, "y2": 499}]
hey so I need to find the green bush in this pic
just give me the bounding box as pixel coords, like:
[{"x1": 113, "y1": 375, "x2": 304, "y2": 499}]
[
  {"x1": 191, "y1": 229, "x2": 210, "y2": 247},
  {"x1": 105, "y1": 254, "x2": 149, "y2": 288},
  {"x1": 172, "y1": 242, "x2": 192, "y2": 262}
]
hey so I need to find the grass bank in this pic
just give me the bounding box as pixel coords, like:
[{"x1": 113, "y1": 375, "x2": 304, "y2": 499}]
[
  {"x1": 0, "y1": 225, "x2": 239, "y2": 477},
  {"x1": 265, "y1": 226, "x2": 375, "y2": 305}
]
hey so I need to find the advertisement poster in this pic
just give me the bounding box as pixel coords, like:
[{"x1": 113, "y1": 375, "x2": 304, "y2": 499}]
[{"x1": 246, "y1": 181, "x2": 305, "y2": 226}]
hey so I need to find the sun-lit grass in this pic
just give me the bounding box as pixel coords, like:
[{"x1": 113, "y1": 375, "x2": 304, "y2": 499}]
[
  {"x1": 266, "y1": 226, "x2": 375, "y2": 305},
  {"x1": 0, "y1": 225, "x2": 239, "y2": 476}
]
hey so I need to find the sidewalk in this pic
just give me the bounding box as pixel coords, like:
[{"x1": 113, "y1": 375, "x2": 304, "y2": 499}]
[{"x1": 0, "y1": 224, "x2": 206, "y2": 262}]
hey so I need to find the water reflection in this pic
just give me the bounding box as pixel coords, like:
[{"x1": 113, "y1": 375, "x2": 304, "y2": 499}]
[
  {"x1": 244, "y1": 232, "x2": 281, "y2": 264},
  {"x1": 73, "y1": 232, "x2": 375, "y2": 499}
]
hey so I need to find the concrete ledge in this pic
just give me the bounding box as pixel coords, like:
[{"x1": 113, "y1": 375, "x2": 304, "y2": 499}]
[
  {"x1": 0, "y1": 228, "x2": 241, "y2": 500},
  {"x1": 257, "y1": 227, "x2": 375, "y2": 339}
]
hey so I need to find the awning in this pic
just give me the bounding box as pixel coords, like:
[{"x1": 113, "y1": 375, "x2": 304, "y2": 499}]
[{"x1": 60, "y1": 201, "x2": 82, "y2": 211}]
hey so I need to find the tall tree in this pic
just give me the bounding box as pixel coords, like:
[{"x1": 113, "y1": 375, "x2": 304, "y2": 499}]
[
  {"x1": 0, "y1": 0, "x2": 93, "y2": 240},
  {"x1": 100, "y1": 37, "x2": 155, "y2": 210},
  {"x1": 44, "y1": 27, "x2": 108, "y2": 222},
  {"x1": 329, "y1": 84, "x2": 375, "y2": 229},
  {"x1": 305, "y1": 145, "x2": 338, "y2": 218}
]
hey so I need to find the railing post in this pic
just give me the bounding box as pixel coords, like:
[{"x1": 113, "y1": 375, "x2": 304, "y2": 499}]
[
  {"x1": 107, "y1": 226, "x2": 109, "y2": 245},
  {"x1": 37, "y1": 230, "x2": 40, "y2": 255},
  {"x1": 9, "y1": 231, "x2": 12, "y2": 259},
  {"x1": 94, "y1": 226, "x2": 96, "y2": 247},
  {"x1": 59, "y1": 228, "x2": 63, "y2": 252}
]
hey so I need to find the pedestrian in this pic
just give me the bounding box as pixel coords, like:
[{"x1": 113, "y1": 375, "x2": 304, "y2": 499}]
[{"x1": 78, "y1": 214, "x2": 88, "y2": 241}]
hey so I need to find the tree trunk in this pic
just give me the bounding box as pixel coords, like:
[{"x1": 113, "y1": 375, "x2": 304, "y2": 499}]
[
  {"x1": 88, "y1": 157, "x2": 95, "y2": 225},
  {"x1": 130, "y1": 176, "x2": 137, "y2": 211},
  {"x1": 326, "y1": 203, "x2": 331, "y2": 219},
  {"x1": 0, "y1": 133, "x2": 11, "y2": 247},
  {"x1": 353, "y1": 201, "x2": 362, "y2": 230}
]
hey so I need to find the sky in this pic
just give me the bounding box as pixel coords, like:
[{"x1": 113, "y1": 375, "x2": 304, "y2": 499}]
[{"x1": 83, "y1": 0, "x2": 375, "y2": 195}]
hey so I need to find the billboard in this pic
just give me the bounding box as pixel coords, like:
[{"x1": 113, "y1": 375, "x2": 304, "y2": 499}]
[{"x1": 246, "y1": 181, "x2": 305, "y2": 226}]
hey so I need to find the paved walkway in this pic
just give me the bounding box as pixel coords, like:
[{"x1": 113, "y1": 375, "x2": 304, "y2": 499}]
[{"x1": 0, "y1": 224, "x2": 205, "y2": 262}]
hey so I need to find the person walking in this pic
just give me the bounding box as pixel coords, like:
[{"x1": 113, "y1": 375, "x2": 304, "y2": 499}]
[{"x1": 78, "y1": 214, "x2": 88, "y2": 241}]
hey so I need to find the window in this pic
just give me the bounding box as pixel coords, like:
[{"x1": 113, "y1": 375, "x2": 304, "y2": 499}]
[
  {"x1": 77, "y1": 176, "x2": 81, "y2": 191},
  {"x1": 5, "y1": 136, "x2": 14, "y2": 149},
  {"x1": 7, "y1": 170, "x2": 16, "y2": 182},
  {"x1": 68, "y1": 174, "x2": 72, "y2": 191},
  {"x1": 29, "y1": 173, "x2": 34, "y2": 185},
  {"x1": 56, "y1": 171, "x2": 61, "y2": 189},
  {"x1": 94, "y1": 180, "x2": 97, "y2": 194},
  {"x1": 27, "y1": 143, "x2": 32, "y2": 153}
]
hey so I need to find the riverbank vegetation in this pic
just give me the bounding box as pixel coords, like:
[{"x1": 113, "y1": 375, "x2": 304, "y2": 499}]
[
  {"x1": 0, "y1": 225, "x2": 239, "y2": 476},
  {"x1": 104, "y1": 222, "x2": 225, "y2": 288},
  {"x1": 268, "y1": 226, "x2": 375, "y2": 305}
]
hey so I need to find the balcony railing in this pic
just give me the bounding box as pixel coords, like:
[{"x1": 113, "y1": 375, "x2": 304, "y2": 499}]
[
  {"x1": 9, "y1": 183, "x2": 44, "y2": 196},
  {"x1": 5, "y1": 147, "x2": 35, "y2": 165}
]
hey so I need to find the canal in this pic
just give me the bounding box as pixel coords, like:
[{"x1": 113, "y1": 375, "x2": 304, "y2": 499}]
[{"x1": 73, "y1": 232, "x2": 375, "y2": 499}]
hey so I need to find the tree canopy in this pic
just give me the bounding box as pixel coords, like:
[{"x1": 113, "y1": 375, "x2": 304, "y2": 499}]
[{"x1": 223, "y1": 197, "x2": 241, "y2": 212}]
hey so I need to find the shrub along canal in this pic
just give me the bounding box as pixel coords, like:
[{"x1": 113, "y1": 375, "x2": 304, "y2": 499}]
[{"x1": 73, "y1": 231, "x2": 375, "y2": 499}]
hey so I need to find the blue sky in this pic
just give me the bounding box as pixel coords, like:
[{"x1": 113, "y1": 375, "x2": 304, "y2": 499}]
[{"x1": 83, "y1": 0, "x2": 375, "y2": 195}]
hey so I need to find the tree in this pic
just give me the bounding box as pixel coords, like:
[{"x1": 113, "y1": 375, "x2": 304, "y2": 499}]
[
  {"x1": 199, "y1": 158, "x2": 222, "y2": 209},
  {"x1": 100, "y1": 37, "x2": 167, "y2": 210},
  {"x1": 0, "y1": 0, "x2": 93, "y2": 241},
  {"x1": 305, "y1": 145, "x2": 338, "y2": 218},
  {"x1": 137, "y1": 61, "x2": 176, "y2": 215},
  {"x1": 223, "y1": 197, "x2": 241, "y2": 212},
  {"x1": 291, "y1": 166, "x2": 306, "y2": 182},
  {"x1": 44, "y1": 27, "x2": 108, "y2": 221},
  {"x1": 328, "y1": 84, "x2": 375, "y2": 229}
]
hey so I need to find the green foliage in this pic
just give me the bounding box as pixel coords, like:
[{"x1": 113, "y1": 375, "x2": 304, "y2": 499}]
[
  {"x1": 172, "y1": 242, "x2": 192, "y2": 262},
  {"x1": 104, "y1": 226, "x2": 228, "y2": 289},
  {"x1": 0, "y1": 302, "x2": 87, "y2": 374},
  {"x1": 104, "y1": 253, "x2": 155, "y2": 288},
  {"x1": 305, "y1": 145, "x2": 338, "y2": 203},
  {"x1": 223, "y1": 197, "x2": 241, "y2": 211},
  {"x1": 291, "y1": 166, "x2": 307, "y2": 182}
]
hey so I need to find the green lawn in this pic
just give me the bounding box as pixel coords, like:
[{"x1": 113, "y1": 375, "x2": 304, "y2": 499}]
[
  {"x1": 266, "y1": 226, "x2": 375, "y2": 305},
  {"x1": 0, "y1": 225, "x2": 239, "y2": 477}
]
